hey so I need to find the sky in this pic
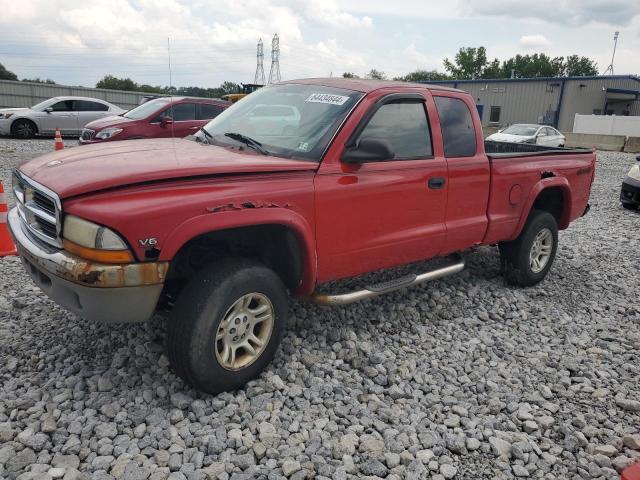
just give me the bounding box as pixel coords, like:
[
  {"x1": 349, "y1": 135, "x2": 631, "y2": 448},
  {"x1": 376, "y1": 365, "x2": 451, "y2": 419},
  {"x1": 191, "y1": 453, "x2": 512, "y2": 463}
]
[{"x1": 0, "y1": 0, "x2": 639, "y2": 89}]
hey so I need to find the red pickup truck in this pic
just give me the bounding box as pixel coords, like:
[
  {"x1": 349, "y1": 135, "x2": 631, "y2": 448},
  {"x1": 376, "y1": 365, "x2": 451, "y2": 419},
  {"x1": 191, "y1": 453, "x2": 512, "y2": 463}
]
[{"x1": 9, "y1": 78, "x2": 595, "y2": 393}]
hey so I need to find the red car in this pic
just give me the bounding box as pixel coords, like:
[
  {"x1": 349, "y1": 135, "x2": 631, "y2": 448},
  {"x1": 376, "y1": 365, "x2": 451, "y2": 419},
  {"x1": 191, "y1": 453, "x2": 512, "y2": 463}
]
[
  {"x1": 78, "y1": 96, "x2": 229, "y2": 144},
  {"x1": 10, "y1": 78, "x2": 595, "y2": 393}
]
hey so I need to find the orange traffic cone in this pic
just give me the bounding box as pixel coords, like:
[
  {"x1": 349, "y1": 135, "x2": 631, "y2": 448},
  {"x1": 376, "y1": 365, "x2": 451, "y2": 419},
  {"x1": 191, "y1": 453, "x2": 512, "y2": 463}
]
[
  {"x1": 54, "y1": 128, "x2": 64, "y2": 151},
  {"x1": 0, "y1": 181, "x2": 17, "y2": 257}
]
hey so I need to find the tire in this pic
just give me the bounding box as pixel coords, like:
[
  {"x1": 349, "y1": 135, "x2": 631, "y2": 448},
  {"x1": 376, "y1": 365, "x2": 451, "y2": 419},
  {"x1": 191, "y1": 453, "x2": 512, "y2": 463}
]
[
  {"x1": 11, "y1": 119, "x2": 38, "y2": 139},
  {"x1": 622, "y1": 203, "x2": 637, "y2": 211},
  {"x1": 166, "y1": 258, "x2": 288, "y2": 394},
  {"x1": 499, "y1": 210, "x2": 558, "y2": 287}
]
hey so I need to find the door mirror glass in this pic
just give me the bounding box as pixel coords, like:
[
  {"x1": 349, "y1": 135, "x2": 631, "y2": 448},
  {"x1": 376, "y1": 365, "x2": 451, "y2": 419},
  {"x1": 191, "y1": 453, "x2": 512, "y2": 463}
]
[
  {"x1": 161, "y1": 116, "x2": 173, "y2": 127},
  {"x1": 342, "y1": 137, "x2": 395, "y2": 163}
]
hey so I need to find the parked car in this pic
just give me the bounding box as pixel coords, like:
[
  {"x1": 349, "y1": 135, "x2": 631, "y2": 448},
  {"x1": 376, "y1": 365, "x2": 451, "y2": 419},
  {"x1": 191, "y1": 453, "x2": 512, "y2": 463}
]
[
  {"x1": 246, "y1": 104, "x2": 301, "y2": 135},
  {"x1": 9, "y1": 78, "x2": 596, "y2": 394},
  {"x1": 620, "y1": 155, "x2": 640, "y2": 210},
  {"x1": 0, "y1": 96, "x2": 124, "y2": 138},
  {"x1": 486, "y1": 124, "x2": 566, "y2": 147},
  {"x1": 79, "y1": 97, "x2": 230, "y2": 144}
]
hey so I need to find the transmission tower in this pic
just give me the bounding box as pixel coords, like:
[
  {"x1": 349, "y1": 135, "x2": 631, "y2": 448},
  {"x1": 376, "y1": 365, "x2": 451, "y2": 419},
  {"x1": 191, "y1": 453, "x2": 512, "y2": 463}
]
[
  {"x1": 268, "y1": 34, "x2": 281, "y2": 84},
  {"x1": 254, "y1": 38, "x2": 265, "y2": 85},
  {"x1": 602, "y1": 31, "x2": 619, "y2": 75}
]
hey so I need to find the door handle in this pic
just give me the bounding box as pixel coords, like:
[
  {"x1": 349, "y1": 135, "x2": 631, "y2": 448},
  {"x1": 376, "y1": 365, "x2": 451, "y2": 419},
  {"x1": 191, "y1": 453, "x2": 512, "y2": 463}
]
[{"x1": 428, "y1": 177, "x2": 446, "y2": 189}]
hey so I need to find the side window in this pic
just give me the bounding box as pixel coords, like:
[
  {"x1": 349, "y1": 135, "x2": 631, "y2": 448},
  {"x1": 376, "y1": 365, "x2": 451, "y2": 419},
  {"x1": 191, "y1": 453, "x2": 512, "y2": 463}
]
[
  {"x1": 76, "y1": 100, "x2": 108, "y2": 112},
  {"x1": 50, "y1": 100, "x2": 75, "y2": 112},
  {"x1": 168, "y1": 103, "x2": 196, "y2": 121},
  {"x1": 544, "y1": 127, "x2": 555, "y2": 136},
  {"x1": 358, "y1": 101, "x2": 432, "y2": 159},
  {"x1": 198, "y1": 104, "x2": 223, "y2": 120},
  {"x1": 434, "y1": 96, "x2": 477, "y2": 157}
]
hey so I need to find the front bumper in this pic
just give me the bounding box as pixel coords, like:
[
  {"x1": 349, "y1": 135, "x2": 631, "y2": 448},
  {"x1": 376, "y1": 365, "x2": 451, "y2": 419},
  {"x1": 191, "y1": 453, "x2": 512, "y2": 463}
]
[
  {"x1": 621, "y1": 176, "x2": 640, "y2": 208},
  {"x1": 8, "y1": 208, "x2": 168, "y2": 323}
]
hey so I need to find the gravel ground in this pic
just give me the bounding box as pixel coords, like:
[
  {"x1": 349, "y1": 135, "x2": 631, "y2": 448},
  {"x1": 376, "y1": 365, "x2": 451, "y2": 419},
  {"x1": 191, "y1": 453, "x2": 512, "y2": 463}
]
[{"x1": 0, "y1": 138, "x2": 639, "y2": 480}]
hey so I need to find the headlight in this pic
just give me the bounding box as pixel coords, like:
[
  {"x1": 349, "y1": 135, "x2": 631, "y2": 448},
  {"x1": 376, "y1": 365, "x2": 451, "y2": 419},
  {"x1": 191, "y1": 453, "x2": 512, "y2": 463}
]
[
  {"x1": 62, "y1": 215, "x2": 133, "y2": 263},
  {"x1": 628, "y1": 164, "x2": 640, "y2": 182},
  {"x1": 0, "y1": 113, "x2": 14, "y2": 119},
  {"x1": 95, "y1": 127, "x2": 123, "y2": 139}
]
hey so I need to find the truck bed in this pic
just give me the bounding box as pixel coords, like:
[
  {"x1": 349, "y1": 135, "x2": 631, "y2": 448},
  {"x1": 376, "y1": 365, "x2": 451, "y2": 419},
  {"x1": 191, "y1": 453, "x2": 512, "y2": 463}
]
[{"x1": 485, "y1": 140, "x2": 591, "y2": 158}]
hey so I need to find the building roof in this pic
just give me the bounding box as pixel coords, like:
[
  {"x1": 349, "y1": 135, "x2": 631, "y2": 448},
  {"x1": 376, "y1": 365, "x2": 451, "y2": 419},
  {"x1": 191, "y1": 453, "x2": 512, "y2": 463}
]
[
  {"x1": 422, "y1": 74, "x2": 640, "y2": 85},
  {"x1": 279, "y1": 77, "x2": 464, "y2": 93}
]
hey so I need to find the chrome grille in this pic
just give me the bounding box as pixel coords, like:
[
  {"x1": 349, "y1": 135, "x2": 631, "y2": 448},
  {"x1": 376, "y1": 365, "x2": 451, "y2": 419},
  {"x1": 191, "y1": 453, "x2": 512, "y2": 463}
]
[
  {"x1": 81, "y1": 129, "x2": 95, "y2": 141},
  {"x1": 12, "y1": 171, "x2": 62, "y2": 248}
]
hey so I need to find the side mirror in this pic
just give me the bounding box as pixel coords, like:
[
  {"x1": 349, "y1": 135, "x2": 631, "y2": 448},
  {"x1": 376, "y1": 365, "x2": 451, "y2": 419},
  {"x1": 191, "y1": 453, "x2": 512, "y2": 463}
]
[
  {"x1": 342, "y1": 137, "x2": 395, "y2": 163},
  {"x1": 44, "y1": 107, "x2": 53, "y2": 113},
  {"x1": 160, "y1": 116, "x2": 173, "y2": 127}
]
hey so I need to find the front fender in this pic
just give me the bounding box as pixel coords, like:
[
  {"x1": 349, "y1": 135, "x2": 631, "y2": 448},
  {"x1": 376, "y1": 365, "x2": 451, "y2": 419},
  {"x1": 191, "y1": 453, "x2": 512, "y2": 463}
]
[
  {"x1": 511, "y1": 176, "x2": 572, "y2": 240},
  {"x1": 159, "y1": 207, "x2": 317, "y2": 295}
]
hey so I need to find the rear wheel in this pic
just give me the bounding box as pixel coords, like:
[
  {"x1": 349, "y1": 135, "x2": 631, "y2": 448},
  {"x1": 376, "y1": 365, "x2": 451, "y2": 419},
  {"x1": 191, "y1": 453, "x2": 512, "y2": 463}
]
[
  {"x1": 166, "y1": 258, "x2": 288, "y2": 394},
  {"x1": 499, "y1": 210, "x2": 558, "y2": 287},
  {"x1": 622, "y1": 203, "x2": 637, "y2": 211},
  {"x1": 11, "y1": 119, "x2": 37, "y2": 139}
]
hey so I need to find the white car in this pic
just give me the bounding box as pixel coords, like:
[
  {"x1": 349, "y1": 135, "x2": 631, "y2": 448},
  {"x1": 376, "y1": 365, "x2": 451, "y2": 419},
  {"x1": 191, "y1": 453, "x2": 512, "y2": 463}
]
[
  {"x1": 486, "y1": 124, "x2": 566, "y2": 147},
  {"x1": 0, "y1": 96, "x2": 125, "y2": 138},
  {"x1": 246, "y1": 104, "x2": 301, "y2": 136}
]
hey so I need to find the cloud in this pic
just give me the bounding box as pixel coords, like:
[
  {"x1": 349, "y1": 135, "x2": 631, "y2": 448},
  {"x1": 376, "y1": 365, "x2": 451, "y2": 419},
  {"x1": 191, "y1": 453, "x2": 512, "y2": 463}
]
[
  {"x1": 464, "y1": 0, "x2": 640, "y2": 26},
  {"x1": 519, "y1": 35, "x2": 551, "y2": 50}
]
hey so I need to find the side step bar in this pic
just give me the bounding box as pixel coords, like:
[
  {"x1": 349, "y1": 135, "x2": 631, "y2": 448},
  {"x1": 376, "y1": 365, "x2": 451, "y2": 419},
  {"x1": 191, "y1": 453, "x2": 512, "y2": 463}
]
[{"x1": 310, "y1": 254, "x2": 465, "y2": 306}]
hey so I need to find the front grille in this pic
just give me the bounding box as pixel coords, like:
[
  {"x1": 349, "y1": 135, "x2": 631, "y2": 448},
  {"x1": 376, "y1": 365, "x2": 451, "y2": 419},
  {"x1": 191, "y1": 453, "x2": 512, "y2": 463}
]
[
  {"x1": 12, "y1": 171, "x2": 62, "y2": 248},
  {"x1": 81, "y1": 129, "x2": 95, "y2": 141}
]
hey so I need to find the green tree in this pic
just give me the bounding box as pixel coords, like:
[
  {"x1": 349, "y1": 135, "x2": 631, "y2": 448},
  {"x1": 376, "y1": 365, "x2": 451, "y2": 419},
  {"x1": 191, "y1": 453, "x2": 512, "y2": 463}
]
[
  {"x1": 0, "y1": 62, "x2": 18, "y2": 81},
  {"x1": 96, "y1": 75, "x2": 138, "y2": 91},
  {"x1": 443, "y1": 47, "x2": 488, "y2": 79},
  {"x1": 480, "y1": 59, "x2": 502, "y2": 79},
  {"x1": 342, "y1": 72, "x2": 358, "y2": 78},
  {"x1": 219, "y1": 81, "x2": 240, "y2": 94},
  {"x1": 366, "y1": 69, "x2": 386, "y2": 80},
  {"x1": 500, "y1": 53, "x2": 564, "y2": 78},
  {"x1": 394, "y1": 69, "x2": 451, "y2": 82},
  {"x1": 565, "y1": 55, "x2": 598, "y2": 76},
  {"x1": 22, "y1": 77, "x2": 56, "y2": 84}
]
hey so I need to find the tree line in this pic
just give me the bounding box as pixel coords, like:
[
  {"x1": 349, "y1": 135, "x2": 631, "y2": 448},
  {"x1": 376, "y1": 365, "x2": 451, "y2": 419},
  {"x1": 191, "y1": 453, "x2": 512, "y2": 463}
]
[
  {"x1": 1, "y1": 45, "x2": 601, "y2": 96},
  {"x1": 344, "y1": 46, "x2": 599, "y2": 82}
]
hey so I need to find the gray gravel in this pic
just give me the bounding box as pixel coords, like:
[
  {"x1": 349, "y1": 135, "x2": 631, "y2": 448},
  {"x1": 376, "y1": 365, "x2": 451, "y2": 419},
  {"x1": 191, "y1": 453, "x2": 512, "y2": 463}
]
[{"x1": 1, "y1": 138, "x2": 639, "y2": 480}]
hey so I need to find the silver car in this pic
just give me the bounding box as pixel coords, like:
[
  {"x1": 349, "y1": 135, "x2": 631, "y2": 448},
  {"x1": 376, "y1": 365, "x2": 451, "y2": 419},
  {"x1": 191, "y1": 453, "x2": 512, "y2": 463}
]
[
  {"x1": 486, "y1": 124, "x2": 566, "y2": 147},
  {"x1": 0, "y1": 96, "x2": 125, "y2": 138}
]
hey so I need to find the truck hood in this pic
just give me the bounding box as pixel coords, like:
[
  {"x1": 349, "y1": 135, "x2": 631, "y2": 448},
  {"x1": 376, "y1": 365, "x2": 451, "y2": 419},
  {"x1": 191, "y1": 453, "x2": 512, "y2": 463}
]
[
  {"x1": 19, "y1": 138, "x2": 318, "y2": 199},
  {"x1": 84, "y1": 115, "x2": 135, "y2": 130}
]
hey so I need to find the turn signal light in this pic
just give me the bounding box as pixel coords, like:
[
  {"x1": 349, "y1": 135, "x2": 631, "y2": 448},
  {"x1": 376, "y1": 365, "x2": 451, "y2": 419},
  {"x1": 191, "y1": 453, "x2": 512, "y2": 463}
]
[{"x1": 63, "y1": 239, "x2": 134, "y2": 264}]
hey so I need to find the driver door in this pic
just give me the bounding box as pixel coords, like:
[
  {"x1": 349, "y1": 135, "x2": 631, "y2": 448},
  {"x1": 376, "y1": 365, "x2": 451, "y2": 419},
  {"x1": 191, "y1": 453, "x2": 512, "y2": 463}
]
[
  {"x1": 38, "y1": 100, "x2": 79, "y2": 135},
  {"x1": 314, "y1": 92, "x2": 448, "y2": 282}
]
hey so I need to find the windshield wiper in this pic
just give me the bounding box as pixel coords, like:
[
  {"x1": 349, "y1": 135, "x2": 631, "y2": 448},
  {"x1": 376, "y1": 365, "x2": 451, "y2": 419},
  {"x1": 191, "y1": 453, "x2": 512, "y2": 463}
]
[
  {"x1": 224, "y1": 132, "x2": 269, "y2": 155},
  {"x1": 196, "y1": 127, "x2": 214, "y2": 144}
]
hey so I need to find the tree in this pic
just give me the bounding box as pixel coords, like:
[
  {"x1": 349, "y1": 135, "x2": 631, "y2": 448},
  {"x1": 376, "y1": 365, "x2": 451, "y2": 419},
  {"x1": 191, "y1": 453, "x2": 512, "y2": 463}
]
[
  {"x1": 443, "y1": 47, "x2": 487, "y2": 79},
  {"x1": 96, "y1": 75, "x2": 138, "y2": 91},
  {"x1": 22, "y1": 77, "x2": 56, "y2": 84},
  {"x1": 394, "y1": 70, "x2": 451, "y2": 82},
  {"x1": 366, "y1": 69, "x2": 387, "y2": 80},
  {"x1": 480, "y1": 59, "x2": 502, "y2": 79},
  {"x1": 565, "y1": 55, "x2": 598, "y2": 76},
  {"x1": 500, "y1": 53, "x2": 564, "y2": 78},
  {"x1": 0, "y1": 62, "x2": 18, "y2": 81},
  {"x1": 219, "y1": 81, "x2": 240, "y2": 95},
  {"x1": 342, "y1": 72, "x2": 358, "y2": 78}
]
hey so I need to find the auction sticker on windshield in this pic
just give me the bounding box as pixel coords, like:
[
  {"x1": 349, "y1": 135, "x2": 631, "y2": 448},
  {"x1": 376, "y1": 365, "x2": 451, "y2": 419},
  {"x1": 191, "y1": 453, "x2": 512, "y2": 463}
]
[{"x1": 305, "y1": 93, "x2": 350, "y2": 106}]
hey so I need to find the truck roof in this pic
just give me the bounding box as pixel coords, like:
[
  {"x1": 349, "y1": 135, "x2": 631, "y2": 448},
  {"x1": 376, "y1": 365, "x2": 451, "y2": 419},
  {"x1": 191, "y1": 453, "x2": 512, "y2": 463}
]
[{"x1": 279, "y1": 77, "x2": 465, "y2": 94}]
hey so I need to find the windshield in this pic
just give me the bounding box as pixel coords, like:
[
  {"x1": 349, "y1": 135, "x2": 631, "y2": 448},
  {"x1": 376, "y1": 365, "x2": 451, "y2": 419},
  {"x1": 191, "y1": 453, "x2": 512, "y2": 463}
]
[
  {"x1": 30, "y1": 98, "x2": 57, "y2": 111},
  {"x1": 123, "y1": 98, "x2": 171, "y2": 120},
  {"x1": 200, "y1": 84, "x2": 363, "y2": 161},
  {"x1": 502, "y1": 125, "x2": 539, "y2": 136}
]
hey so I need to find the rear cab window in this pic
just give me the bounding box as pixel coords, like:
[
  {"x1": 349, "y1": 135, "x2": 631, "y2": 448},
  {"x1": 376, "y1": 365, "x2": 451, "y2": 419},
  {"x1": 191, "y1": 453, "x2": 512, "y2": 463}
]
[{"x1": 434, "y1": 96, "x2": 477, "y2": 157}]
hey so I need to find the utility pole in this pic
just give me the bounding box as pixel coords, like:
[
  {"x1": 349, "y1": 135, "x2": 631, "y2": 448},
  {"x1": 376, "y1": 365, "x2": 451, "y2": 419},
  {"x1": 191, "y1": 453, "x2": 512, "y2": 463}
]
[
  {"x1": 254, "y1": 38, "x2": 265, "y2": 85},
  {"x1": 603, "y1": 31, "x2": 619, "y2": 75},
  {"x1": 268, "y1": 34, "x2": 281, "y2": 84}
]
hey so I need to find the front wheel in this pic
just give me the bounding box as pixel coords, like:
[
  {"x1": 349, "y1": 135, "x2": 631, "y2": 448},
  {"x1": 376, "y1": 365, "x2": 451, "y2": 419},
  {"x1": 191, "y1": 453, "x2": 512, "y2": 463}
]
[
  {"x1": 11, "y1": 119, "x2": 37, "y2": 139},
  {"x1": 499, "y1": 210, "x2": 558, "y2": 287},
  {"x1": 166, "y1": 258, "x2": 288, "y2": 394}
]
